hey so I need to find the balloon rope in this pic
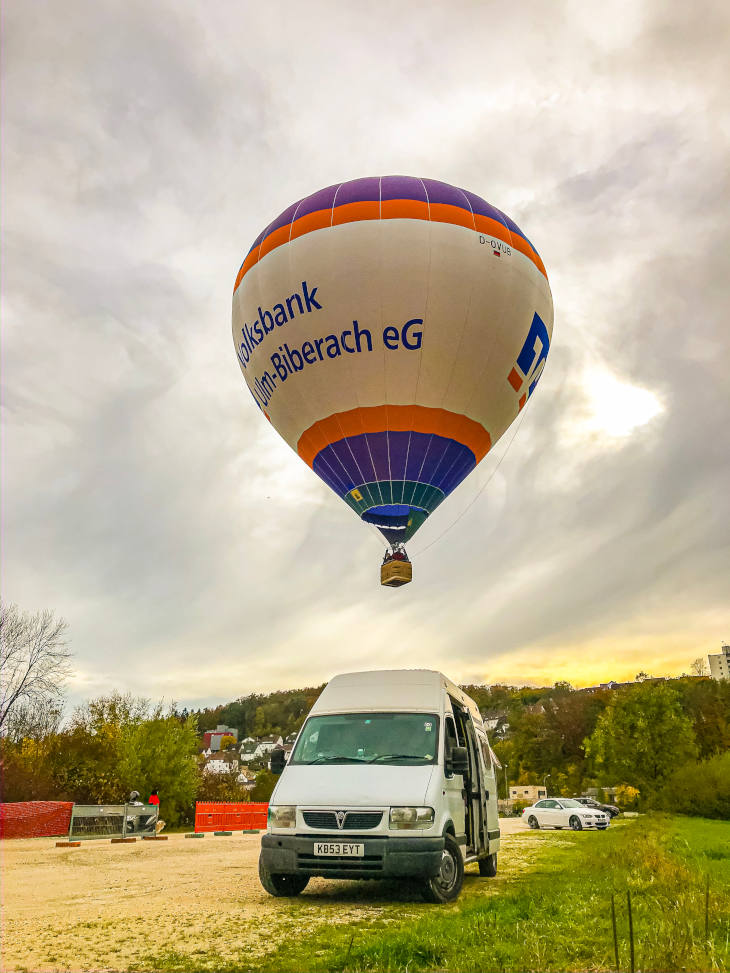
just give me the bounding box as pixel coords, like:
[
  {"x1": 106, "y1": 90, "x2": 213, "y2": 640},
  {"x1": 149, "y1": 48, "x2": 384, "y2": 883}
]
[{"x1": 411, "y1": 396, "x2": 532, "y2": 558}]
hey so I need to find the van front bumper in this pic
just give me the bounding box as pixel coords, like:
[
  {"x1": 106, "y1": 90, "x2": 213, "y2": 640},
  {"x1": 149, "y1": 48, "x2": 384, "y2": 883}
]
[{"x1": 261, "y1": 833, "x2": 445, "y2": 880}]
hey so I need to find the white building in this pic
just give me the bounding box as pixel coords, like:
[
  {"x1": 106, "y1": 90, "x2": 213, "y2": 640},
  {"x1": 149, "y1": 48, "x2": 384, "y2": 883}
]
[
  {"x1": 239, "y1": 735, "x2": 284, "y2": 762},
  {"x1": 510, "y1": 785, "x2": 547, "y2": 802},
  {"x1": 203, "y1": 754, "x2": 239, "y2": 775},
  {"x1": 708, "y1": 644, "x2": 730, "y2": 681}
]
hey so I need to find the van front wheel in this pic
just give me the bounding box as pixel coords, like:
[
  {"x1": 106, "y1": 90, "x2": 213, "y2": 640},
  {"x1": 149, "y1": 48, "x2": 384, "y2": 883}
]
[
  {"x1": 422, "y1": 834, "x2": 464, "y2": 903},
  {"x1": 258, "y1": 854, "x2": 310, "y2": 896},
  {"x1": 478, "y1": 852, "x2": 497, "y2": 877}
]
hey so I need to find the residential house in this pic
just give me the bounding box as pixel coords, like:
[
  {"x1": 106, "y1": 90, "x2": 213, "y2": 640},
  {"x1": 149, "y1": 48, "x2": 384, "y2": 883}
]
[
  {"x1": 203, "y1": 752, "x2": 239, "y2": 775},
  {"x1": 202, "y1": 724, "x2": 239, "y2": 752}
]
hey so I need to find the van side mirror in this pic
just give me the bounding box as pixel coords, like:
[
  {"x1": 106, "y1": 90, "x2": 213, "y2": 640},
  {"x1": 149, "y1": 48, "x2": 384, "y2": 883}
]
[
  {"x1": 448, "y1": 745, "x2": 469, "y2": 777},
  {"x1": 270, "y1": 748, "x2": 286, "y2": 775}
]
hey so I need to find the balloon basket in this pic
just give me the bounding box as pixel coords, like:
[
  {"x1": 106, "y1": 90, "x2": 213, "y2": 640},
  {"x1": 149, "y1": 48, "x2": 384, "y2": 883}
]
[{"x1": 381, "y1": 560, "x2": 413, "y2": 587}]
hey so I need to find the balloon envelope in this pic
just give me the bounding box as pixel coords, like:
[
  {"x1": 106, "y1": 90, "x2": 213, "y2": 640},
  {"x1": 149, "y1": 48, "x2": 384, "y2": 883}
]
[{"x1": 232, "y1": 176, "x2": 553, "y2": 546}]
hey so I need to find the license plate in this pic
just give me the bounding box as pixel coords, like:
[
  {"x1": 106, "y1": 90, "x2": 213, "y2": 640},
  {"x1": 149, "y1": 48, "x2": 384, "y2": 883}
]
[{"x1": 314, "y1": 842, "x2": 364, "y2": 857}]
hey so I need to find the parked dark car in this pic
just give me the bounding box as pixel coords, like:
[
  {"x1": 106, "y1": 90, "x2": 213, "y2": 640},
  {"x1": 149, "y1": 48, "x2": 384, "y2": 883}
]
[{"x1": 574, "y1": 796, "x2": 620, "y2": 818}]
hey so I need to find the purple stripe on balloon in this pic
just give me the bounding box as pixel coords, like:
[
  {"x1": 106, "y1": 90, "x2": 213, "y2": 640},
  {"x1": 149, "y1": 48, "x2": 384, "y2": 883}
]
[
  {"x1": 420, "y1": 178, "x2": 472, "y2": 210},
  {"x1": 461, "y1": 190, "x2": 510, "y2": 228},
  {"x1": 245, "y1": 227, "x2": 269, "y2": 256},
  {"x1": 241, "y1": 175, "x2": 542, "y2": 268},
  {"x1": 293, "y1": 183, "x2": 341, "y2": 221},
  {"x1": 265, "y1": 201, "x2": 303, "y2": 237},
  {"x1": 334, "y1": 176, "x2": 381, "y2": 206},
  {"x1": 381, "y1": 175, "x2": 428, "y2": 202}
]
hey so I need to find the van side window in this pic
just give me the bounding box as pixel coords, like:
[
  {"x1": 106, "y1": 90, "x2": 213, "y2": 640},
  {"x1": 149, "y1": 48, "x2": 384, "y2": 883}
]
[
  {"x1": 444, "y1": 716, "x2": 458, "y2": 765},
  {"x1": 478, "y1": 738, "x2": 492, "y2": 772}
]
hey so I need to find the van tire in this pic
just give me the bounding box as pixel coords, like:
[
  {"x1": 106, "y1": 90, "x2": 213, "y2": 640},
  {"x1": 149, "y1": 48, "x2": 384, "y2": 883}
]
[
  {"x1": 421, "y1": 834, "x2": 464, "y2": 903},
  {"x1": 258, "y1": 854, "x2": 310, "y2": 896},
  {"x1": 478, "y1": 852, "x2": 497, "y2": 877}
]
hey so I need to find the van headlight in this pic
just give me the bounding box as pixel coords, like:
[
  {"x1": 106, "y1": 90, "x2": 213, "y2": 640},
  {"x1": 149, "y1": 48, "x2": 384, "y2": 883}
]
[
  {"x1": 389, "y1": 807, "x2": 434, "y2": 830},
  {"x1": 268, "y1": 805, "x2": 296, "y2": 829}
]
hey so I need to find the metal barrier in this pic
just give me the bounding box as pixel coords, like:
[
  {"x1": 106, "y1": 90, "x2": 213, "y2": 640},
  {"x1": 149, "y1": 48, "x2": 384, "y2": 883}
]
[
  {"x1": 68, "y1": 804, "x2": 159, "y2": 840},
  {"x1": 194, "y1": 802, "x2": 268, "y2": 832}
]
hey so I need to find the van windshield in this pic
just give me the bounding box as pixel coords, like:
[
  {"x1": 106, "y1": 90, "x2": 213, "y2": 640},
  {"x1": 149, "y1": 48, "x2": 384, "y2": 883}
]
[{"x1": 290, "y1": 713, "x2": 439, "y2": 766}]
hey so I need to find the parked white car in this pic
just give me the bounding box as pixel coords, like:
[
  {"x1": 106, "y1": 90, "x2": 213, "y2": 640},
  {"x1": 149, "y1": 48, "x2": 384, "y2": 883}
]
[{"x1": 522, "y1": 798, "x2": 610, "y2": 831}]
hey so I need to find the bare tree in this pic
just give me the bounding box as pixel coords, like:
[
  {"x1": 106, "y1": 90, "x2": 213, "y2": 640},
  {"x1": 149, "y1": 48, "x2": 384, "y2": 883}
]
[
  {"x1": 0, "y1": 603, "x2": 71, "y2": 732},
  {"x1": 690, "y1": 657, "x2": 709, "y2": 677}
]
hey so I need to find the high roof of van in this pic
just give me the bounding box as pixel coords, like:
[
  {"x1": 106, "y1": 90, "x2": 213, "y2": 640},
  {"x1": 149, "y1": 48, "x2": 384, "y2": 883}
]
[{"x1": 310, "y1": 669, "x2": 483, "y2": 726}]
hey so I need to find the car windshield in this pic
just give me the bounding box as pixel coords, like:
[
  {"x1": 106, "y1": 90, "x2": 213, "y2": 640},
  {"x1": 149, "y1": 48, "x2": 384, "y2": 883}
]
[
  {"x1": 558, "y1": 799, "x2": 583, "y2": 808},
  {"x1": 290, "y1": 713, "x2": 439, "y2": 766}
]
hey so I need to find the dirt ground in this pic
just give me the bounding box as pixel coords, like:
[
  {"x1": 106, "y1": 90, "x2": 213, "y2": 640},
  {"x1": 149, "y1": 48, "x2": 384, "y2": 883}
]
[{"x1": 1, "y1": 818, "x2": 530, "y2": 973}]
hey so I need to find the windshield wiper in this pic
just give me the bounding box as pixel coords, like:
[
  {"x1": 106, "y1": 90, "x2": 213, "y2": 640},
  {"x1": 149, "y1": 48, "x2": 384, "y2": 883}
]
[
  {"x1": 368, "y1": 753, "x2": 427, "y2": 763},
  {"x1": 305, "y1": 755, "x2": 369, "y2": 764}
]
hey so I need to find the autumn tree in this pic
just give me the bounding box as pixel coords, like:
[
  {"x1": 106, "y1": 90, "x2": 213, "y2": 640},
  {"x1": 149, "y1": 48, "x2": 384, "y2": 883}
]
[{"x1": 584, "y1": 683, "x2": 698, "y2": 790}]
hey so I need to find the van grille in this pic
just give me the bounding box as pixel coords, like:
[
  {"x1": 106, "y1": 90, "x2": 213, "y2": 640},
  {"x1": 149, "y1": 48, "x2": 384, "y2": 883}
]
[
  {"x1": 297, "y1": 851, "x2": 383, "y2": 871},
  {"x1": 302, "y1": 811, "x2": 383, "y2": 830}
]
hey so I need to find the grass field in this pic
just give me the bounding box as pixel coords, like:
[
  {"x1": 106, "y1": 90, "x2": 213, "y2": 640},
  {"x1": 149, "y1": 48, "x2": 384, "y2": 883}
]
[
  {"x1": 149, "y1": 815, "x2": 730, "y2": 973},
  {"x1": 4, "y1": 814, "x2": 728, "y2": 972}
]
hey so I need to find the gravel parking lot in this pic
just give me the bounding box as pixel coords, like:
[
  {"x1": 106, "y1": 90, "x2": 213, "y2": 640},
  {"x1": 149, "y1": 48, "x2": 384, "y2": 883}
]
[{"x1": 2, "y1": 817, "x2": 532, "y2": 972}]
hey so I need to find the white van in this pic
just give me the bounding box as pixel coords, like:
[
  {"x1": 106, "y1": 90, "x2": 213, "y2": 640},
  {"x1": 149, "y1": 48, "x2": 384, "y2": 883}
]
[{"x1": 259, "y1": 669, "x2": 501, "y2": 902}]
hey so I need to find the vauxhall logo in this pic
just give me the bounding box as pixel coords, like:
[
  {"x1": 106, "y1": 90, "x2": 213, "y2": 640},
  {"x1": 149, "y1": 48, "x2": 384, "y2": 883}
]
[{"x1": 336, "y1": 811, "x2": 347, "y2": 829}]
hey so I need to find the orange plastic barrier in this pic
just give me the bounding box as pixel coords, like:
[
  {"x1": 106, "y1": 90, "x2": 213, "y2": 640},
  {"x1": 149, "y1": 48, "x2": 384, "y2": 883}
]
[
  {"x1": 194, "y1": 802, "x2": 268, "y2": 832},
  {"x1": 0, "y1": 801, "x2": 74, "y2": 839}
]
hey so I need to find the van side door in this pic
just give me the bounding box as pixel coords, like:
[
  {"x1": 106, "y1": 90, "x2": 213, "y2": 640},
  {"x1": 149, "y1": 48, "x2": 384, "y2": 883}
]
[
  {"x1": 443, "y1": 714, "x2": 466, "y2": 840},
  {"x1": 462, "y1": 715, "x2": 488, "y2": 856}
]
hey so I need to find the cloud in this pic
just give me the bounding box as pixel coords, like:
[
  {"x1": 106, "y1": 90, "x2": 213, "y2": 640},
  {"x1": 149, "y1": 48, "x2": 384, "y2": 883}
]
[{"x1": 2, "y1": 0, "x2": 728, "y2": 710}]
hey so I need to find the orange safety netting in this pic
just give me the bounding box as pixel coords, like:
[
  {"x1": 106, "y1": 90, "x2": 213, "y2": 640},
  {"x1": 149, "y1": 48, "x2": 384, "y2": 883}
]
[
  {"x1": 194, "y1": 802, "x2": 268, "y2": 832},
  {"x1": 0, "y1": 801, "x2": 74, "y2": 839}
]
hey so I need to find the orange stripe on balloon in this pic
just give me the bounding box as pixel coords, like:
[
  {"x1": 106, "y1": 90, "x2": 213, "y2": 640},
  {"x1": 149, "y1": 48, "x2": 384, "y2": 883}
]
[
  {"x1": 381, "y1": 199, "x2": 430, "y2": 221},
  {"x1": 233, "y1": 204, "x2": 548, "y2": 295},
  {"x1": 332, "y1": 200, "x2": 381, "y2": 225},
  {"x1": 234, "y1": 249, "x2": 259, "y2": 291},
  {"x1": 290, "y1": 208, "x2": 332, "y2": 240},
  {"x1": 428, "y1": 202, "x2": 475, "y2": 230},
  {"x1": 473, "y1": 215, "x2": 514, "y2": 246},
  {"x1": 258, "y1": 224, "x2": 291, "y2": 260},
  {"x1": 297, "y1": 405, "x2": 491, "y2": 468}
]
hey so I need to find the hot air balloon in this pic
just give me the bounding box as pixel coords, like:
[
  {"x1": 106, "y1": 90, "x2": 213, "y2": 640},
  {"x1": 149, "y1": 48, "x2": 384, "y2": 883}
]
[{"x1": 231, "y1": 176, "x2": 553, "y2": 586}]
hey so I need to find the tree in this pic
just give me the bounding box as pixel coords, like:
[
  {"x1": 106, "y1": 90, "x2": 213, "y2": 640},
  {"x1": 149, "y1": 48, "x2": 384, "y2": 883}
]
[
  {"x1": 39, "y1": 692, "x2": 199, "y2": 822},
  {"x1": 218, "y1": 734, "x2": 237, "y2": 751},
  {"x1": 251, "y1": 770, "x2": 277, "y2": 802},
  {"x1": 3, "y1": 696, "x2": 63, "y2": 742},
  {"x1": 584, "y1": 683, "x2": 698, "y2": 790},
  {"x1": 117, "y1": 710, "x2": 199, "y2": 824},
  {"x1": 690, "y1": 658, "x2": 709, "y2": 677},
  {"x1": 0, "y1": 603, "x2": 71, "y2": 731},
  {"x1": 196, "y1": 765, "x2": 249, "y2": 803}
]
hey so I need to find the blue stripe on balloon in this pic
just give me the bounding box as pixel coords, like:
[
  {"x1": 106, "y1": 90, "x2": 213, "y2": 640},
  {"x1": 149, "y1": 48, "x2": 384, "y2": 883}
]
[{"x1": 311, "y1": 431, "x2": 476, "y2": 499}]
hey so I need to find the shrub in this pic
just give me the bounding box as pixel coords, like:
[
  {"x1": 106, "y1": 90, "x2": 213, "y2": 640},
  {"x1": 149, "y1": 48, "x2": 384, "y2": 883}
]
[
  {"x1": 614, "y1": 783, "x2": 641, "y2": 810},
  {"x1": 654, "y1": 751, "x2": 730, "y2": 819}
]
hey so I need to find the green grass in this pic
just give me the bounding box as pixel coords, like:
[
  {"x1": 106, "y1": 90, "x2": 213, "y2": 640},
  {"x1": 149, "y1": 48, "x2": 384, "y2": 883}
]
[{"x1": 141, "y1": 815, "x2": 730, "y2": 973}]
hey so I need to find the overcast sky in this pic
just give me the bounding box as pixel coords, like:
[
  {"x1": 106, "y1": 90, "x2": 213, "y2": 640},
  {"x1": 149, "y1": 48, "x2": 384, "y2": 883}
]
[{"x1": 2, "y1": 0, "x2": 729, "y2": 712}]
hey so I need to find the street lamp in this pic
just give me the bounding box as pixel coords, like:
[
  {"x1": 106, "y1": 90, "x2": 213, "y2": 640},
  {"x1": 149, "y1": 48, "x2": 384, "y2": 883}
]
[
  {"x1": 503, "y1": 763, "x2": 509, "y2": 801},
  {"x1": 543, "y1": 773, "x2": 551, "y2": 796}
]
